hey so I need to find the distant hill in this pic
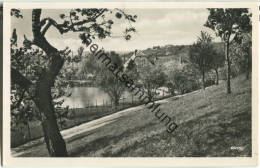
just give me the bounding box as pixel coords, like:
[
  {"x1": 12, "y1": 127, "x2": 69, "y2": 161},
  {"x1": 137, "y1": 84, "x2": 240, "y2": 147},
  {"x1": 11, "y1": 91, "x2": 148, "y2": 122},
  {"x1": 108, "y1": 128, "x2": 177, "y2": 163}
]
[
  {"x1": 66, "y1": 42, "x2": 225, "y2": 80},
  {"x1": 120, "y1": 42, "x2": 224, "y2": 73}
]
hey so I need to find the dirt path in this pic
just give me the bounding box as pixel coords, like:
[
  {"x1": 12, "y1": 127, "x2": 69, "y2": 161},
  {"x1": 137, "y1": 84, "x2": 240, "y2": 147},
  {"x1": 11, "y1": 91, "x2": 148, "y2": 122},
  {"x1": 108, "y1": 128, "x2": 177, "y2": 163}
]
[{"x1": 11, "y1": 98, "x2": 170, "y2": 157}]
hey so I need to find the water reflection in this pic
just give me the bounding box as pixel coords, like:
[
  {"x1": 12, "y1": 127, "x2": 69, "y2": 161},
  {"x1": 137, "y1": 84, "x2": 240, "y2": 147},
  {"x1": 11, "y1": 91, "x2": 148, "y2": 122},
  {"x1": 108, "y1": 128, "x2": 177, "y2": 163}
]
[
  {"x1": 62, "y1": 87, "x2": 130, "y2": 108},
  {"x1": 61, "y1": 86, "x2": 169, "y2": 108}
]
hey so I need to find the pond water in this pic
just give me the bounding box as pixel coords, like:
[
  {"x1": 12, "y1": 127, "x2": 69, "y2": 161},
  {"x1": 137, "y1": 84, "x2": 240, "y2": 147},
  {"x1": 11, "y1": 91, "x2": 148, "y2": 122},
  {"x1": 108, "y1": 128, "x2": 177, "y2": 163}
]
[
  {"x1": 61, "y1": 86, "x2": 170, "y2": 108},
  {"x1": 61, "y1": 87, "x2": 131, "y2": 108}
]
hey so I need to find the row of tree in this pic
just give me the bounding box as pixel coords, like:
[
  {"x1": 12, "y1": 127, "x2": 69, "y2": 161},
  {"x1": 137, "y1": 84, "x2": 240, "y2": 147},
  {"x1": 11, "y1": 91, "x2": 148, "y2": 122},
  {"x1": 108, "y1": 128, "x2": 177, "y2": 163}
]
[
  {"x1": 189, "y1": 31, "x2": 225, "y2": 89},
  {"x1": 167, "y1": 9, "x2": 252, "y2": 95},
  {"x1": 205, "y1": 8, "x2": 252, "y2": 93}
]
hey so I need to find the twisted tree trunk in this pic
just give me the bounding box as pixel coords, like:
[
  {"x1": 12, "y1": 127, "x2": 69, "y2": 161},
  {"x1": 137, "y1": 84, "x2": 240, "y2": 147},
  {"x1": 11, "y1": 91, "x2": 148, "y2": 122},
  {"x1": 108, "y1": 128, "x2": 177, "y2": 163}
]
[
  {"x1": 34, "y1": 64, "x2": 67, "y2": 156},
  {"x1": 32, "y1": 9, "x2": 68, "y2": 156}
]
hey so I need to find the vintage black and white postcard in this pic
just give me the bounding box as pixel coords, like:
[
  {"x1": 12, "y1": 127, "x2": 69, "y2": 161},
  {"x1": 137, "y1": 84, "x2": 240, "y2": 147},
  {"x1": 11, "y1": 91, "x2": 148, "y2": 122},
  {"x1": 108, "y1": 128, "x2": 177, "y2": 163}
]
[{"x1": 2, "y1": 1, "x2": 259, "y2": 167}]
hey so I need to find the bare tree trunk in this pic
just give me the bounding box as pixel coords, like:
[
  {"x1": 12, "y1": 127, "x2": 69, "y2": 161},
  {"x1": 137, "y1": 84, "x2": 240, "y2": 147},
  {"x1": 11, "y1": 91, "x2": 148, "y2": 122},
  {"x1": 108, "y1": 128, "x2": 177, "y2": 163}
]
[
  {"x1": 225, "y1": 41, "x2": 231, "y2": 94},
  {"x1": 27, "y1": 121, "x2": 31, "y2": 139},
  {"x1": 114, "y1": 97, "x2": 119, "y2": 107},
  {"x1": 202, "y1": 70, "x2": 205, "y2": 90},
  {"x1": 215, "y1": 68, "x2": 219, "y2": 85},
  {"x1": 34, "y1": 62, "x2": 67, "y2": 156},
  {"x1": 35, "y1": 54, "x2": 67, "y2": 157},
  {"x1": 41, "y1": 122, "x2": 52, "y2": 154},
  {"x1": 34, "y1": 60, "x2": 67, "y2": 156}
]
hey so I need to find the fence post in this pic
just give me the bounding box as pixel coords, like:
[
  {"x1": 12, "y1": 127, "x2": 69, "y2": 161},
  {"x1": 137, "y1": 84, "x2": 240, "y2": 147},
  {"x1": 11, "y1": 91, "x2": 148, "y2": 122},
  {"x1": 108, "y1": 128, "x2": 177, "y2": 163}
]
[
  {"x1": 96, "y1": 100, "x2": 97, "y2": 112},
  {"x1": 163, "y1": 90, "x2": 165, "y2": 97},
  {"x1": 111, "y1": 100, "x2": 113, "y2": 111}
]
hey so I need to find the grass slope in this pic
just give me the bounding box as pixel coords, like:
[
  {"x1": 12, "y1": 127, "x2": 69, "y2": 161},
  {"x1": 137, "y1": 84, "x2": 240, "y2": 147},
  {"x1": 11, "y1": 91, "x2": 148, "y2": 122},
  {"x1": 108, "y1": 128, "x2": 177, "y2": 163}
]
[{"x1": 76, "y1": 75, "x2": 251, "y2": 157}]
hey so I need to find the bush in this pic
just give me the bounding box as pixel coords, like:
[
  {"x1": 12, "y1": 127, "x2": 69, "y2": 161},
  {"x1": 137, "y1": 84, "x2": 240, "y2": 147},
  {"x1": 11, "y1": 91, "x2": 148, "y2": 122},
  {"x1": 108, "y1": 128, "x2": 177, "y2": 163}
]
[
  {"x1": 205, "y1": 79, "x2": 215, "y2": 87},
  {"x1": 168, "y1": 69, "x2": 200, "y2": 95}
]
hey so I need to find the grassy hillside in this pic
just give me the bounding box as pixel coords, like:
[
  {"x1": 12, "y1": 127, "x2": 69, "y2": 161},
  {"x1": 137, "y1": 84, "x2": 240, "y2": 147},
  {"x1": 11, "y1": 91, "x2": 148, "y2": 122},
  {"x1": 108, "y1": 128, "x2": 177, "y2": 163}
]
[
  {"x1": 121, "y1": 43, "x2": 224, "y2": 74},
  {"x1": 75, "y1": 75, "x2": 251, "y2": 157}
]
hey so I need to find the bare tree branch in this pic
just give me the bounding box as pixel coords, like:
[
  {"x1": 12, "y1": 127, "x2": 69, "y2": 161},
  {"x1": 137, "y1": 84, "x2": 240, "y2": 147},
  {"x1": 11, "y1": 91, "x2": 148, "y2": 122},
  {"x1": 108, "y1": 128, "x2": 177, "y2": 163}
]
[
  {"x1": 40, "y1": 18, "x2": 65, "y2": 35},
  {"x1": 41, "y1": 20, "x2": 51, "y2": 36}
]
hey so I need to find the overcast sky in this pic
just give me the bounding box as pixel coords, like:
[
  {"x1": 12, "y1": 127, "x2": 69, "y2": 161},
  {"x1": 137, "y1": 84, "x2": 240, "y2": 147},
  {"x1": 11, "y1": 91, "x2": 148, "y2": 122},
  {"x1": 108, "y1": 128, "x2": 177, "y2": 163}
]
[{"x1": 11, "y1": 8, "x2": 221, "y2": 52}]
